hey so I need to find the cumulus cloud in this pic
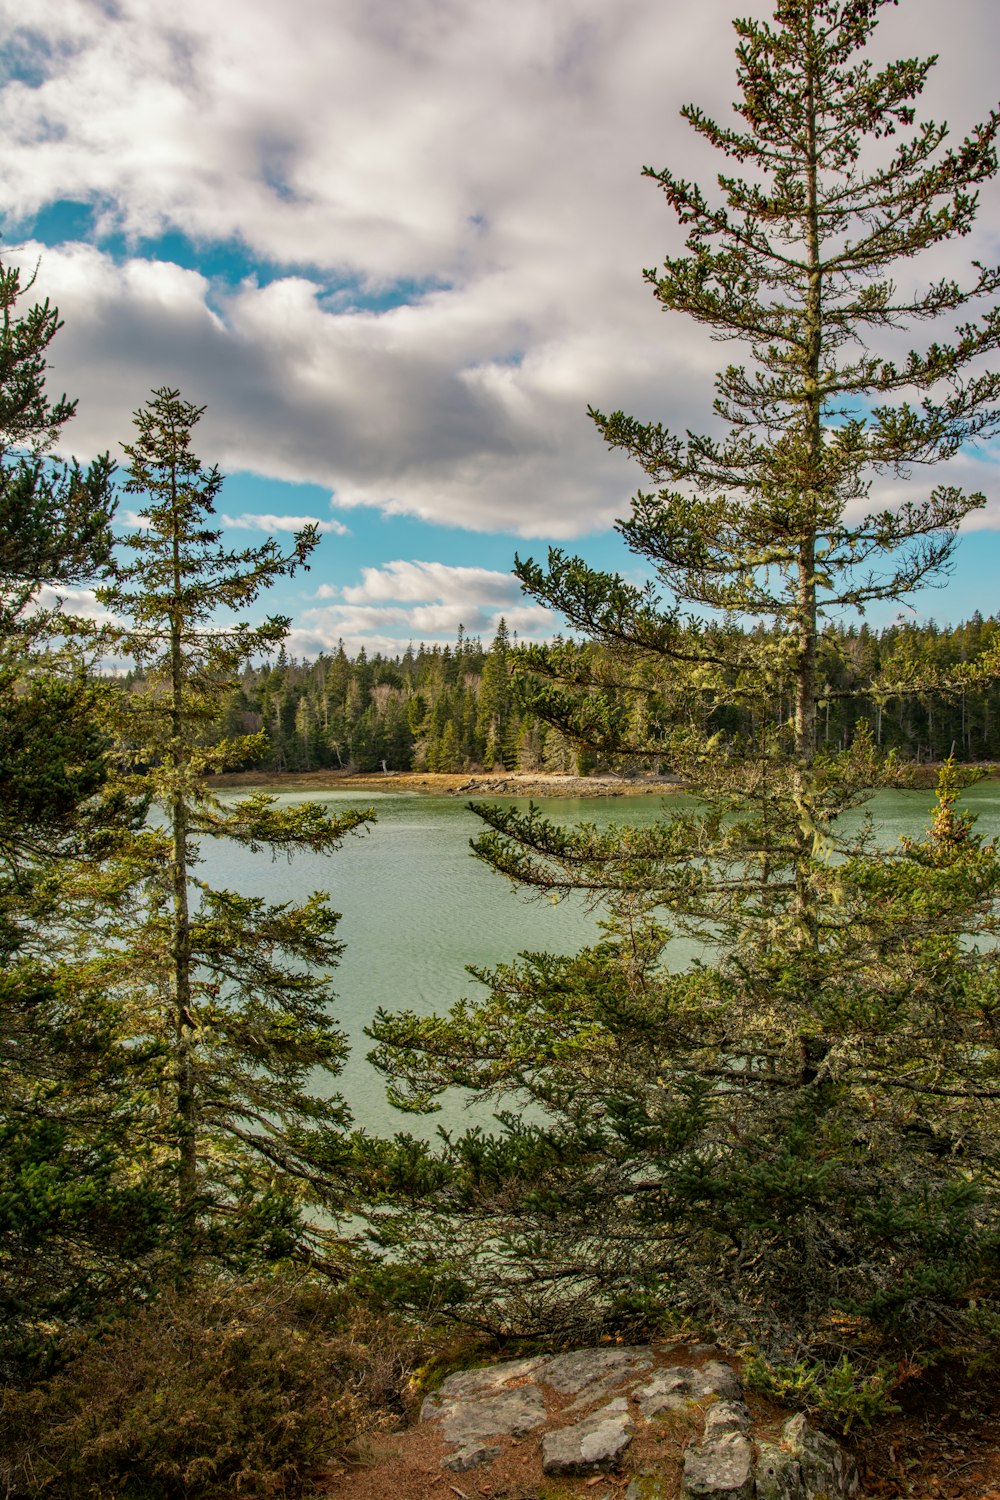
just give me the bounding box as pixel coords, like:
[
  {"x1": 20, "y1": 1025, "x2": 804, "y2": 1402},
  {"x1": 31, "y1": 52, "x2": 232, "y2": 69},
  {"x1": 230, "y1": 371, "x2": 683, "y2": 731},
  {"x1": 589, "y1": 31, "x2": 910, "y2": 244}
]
[
  {"x1": 292, "y1": 557, "x2": 556, "y2": 653},
  {"x1": 2, "y1": 0, "x2": 999, "y2": 540},
  {"x1": 220, "y1": 511, "x2": 349, "y2": 535},
  {"x1": 31, "y1": 585, "x2": 113, "y2": 623},
  {"x1": 342, "y1": 559, "x2": 522, "y2": 606}
]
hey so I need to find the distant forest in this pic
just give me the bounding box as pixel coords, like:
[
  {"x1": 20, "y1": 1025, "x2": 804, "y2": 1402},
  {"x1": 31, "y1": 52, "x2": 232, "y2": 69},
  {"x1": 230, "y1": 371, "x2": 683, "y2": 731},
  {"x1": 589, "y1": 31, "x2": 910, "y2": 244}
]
[{"x1": 134, "y1": 610, "x2": 1000, "y2": 775}]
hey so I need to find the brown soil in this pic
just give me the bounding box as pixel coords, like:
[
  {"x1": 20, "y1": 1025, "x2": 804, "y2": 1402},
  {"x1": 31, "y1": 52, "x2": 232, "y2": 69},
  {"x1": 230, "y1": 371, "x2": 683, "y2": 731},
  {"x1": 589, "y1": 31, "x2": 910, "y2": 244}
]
[
  {"x1": 206, "y1": 770, "x2": 686, "y2": 799},
  {"x1": 850, "y1": 1364, "x2": 1000, "y2": 1500},
  {"x1": 301, "y1": 1348, "x2": 1000, "y2": 1500},
  {"x1": 310, "y1": 1352, "x2": 1000, "y2": 1500}
]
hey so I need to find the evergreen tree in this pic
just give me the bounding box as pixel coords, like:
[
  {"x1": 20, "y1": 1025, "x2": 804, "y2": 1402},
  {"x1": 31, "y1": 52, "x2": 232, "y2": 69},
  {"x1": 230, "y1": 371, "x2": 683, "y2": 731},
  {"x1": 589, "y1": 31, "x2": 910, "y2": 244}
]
[
  {"x1": 0, "y1": 259, "x2": 162, "y2": 1369},
  {"x1": 370, "y1": 0, "x2": 1000, "y2": 1367},
  {"x1": 0, "y1": 259, "x2": 115, "y2": 625},
  {"x1": 94, "y1": 389, "x2": 372, "y2": 1268},
  {"x1": 476, "y1": 619, "x2": 512, "y2": 769}
]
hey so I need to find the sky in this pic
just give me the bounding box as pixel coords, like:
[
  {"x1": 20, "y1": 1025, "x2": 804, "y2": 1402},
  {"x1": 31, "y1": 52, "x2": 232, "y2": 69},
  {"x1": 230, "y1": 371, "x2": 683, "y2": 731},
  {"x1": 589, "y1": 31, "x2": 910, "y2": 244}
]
[{"x1": 3, "y1": 0, "x2": 1000, "y2": 658}]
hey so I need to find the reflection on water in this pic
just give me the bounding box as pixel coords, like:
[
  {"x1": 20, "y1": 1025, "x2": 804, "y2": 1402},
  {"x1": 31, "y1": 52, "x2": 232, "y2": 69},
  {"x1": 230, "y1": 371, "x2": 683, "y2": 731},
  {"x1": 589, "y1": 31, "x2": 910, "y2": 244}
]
[{"x1": 202, "y1": 783, "x2": 1000, "y2": 1136}]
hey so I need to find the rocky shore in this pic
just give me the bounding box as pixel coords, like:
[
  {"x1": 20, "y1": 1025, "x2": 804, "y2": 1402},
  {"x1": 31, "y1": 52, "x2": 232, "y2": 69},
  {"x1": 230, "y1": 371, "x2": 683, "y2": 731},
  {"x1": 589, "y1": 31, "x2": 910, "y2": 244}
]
[{"x1": 207, "y1": 769, "x2": 685, "y2": 798}]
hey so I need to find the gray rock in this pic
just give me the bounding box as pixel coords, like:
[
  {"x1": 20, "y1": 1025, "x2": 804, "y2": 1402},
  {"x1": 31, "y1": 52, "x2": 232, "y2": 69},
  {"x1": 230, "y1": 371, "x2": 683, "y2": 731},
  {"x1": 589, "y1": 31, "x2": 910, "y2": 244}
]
[
  {"x1": 634, "y1": 1365, "x2": 698, "y2": 1418},
  {"x1": 626, "y1": 1472, "x2": 671, "y2": 1500},
  {"x1": 703, "y1": 1400, "x2": 751, "y2": 1439},
  {"x1": 782, "y1": 1414, "x2": 860, "y2": 1499},
  {"x1": 542, "y1": 1395, "x2": 635, "y2": 1476},
  {"x1": 436, "y1": 1385, "x2": 548, "y2": 1445},
  {"x1": 681, "y1": 1430, "x2": 754, "y2": 1500},
  {"x1": 693, "y1": 1361, "x2": 744, "y2": 1403},
  {"x1": 754, "y1": 1441, "x2": 804, "y2": 1500},
  {"x1": 442, "y1": 1441, "x2": 501, "y2": 1472},
  {"x1": 541, "y1": 1346, "x2": 654, "y2": 1411},
  {"x1": 429, "y1": 1355, "x2": 547, "y2": 1407}
]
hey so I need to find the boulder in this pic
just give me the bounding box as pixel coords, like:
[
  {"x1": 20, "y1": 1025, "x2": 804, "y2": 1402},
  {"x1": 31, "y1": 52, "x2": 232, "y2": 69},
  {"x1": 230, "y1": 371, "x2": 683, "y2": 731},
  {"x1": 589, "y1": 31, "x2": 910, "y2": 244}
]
[
  {"x1": 436, "y1": 1385, "x2": 547, "y2": 1445},
  {"x1": 682, "y1": 1430, "x2": 755, "y2": 1500},
  {"x1": 634, "y1": 1366, "x2": 698, "y2": 1418},
  {"x1": 782, "y1": 1414, "x2": 860, "y2": 1499},
  {"x1": 703, "y1": 1400, "x2": 751, "y2": 1440},
  {"x1": 422, "y1": 1354, "x2": 546, "y2": 1414},
  {"x1": 694, "y1": 1362, "x2": 744, "y2": 1403},
  {"x1": 442, "y1": 1441, "x2": 501, "y2": 1473},
  {"x1": 542, "y1": 1396, "x2": 635, "y2": 1476},
  {"x1": 754, "y1": 1439, "x2": 805, "y2": 1499},
  {"x1": 542, "y1": 1346, "x2": 654, "y2": 1411}
]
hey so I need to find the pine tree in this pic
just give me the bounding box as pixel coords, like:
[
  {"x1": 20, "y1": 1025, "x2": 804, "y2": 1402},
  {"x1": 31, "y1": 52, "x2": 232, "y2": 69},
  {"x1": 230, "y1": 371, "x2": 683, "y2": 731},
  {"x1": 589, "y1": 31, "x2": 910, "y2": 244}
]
[
  {"x1": 370, "y1": 0, "x2": 1000, "y2": 1366},
  {"x1": 476, "y1": 619, "x2": 512, "y2": 769},
  {"x1": 93, "y1": 389, "x2": 371, "y2": 1268},
  {"x1": 0, "y1": 259, "x2": 115, "y2": 625},
  {"x1": 0, "y1": 260, "x2": 162, "y2": 1369}
]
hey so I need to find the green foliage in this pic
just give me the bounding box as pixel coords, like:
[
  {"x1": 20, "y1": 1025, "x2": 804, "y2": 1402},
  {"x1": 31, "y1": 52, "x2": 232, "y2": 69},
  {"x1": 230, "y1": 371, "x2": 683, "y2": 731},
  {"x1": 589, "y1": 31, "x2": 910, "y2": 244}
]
[
  {"x1": 0, "y1": 256, "x2": 115, "y2": 629},
  {"x1": 183, "y1": 611, "x2": 1000, "y2": 781},
  {"x1": 744, "y1": 1352, "x2": 903, "y2": 1434},
  {"x1": 370, "y1": 781, "x2": 1000, "y2": 1346},
  {"x1": 0, "y1": 257, "x2": 168, "y2": 1366}
]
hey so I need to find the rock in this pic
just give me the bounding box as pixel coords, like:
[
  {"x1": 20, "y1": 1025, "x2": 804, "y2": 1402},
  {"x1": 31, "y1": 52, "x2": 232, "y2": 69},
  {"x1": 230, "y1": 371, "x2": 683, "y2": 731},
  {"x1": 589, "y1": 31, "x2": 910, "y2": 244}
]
[
  {"x1": 542, "y1": 1396, "x2": 635, "y2": 1476},
  {"x1": 754, "y1": 1440, "x2": 804, "y2": 1500},
  {"x1": 427, "y1": 1355, "x2": 547, "y2": 1409},
  {"x1": 542, "y1": 1346, "x2": 654, "y2": 1411},
  {"x1": 626, "y1": 1472, "x2": 672, "y2": 1499},
  {"x1": 442, "y1": 1441, "x2": 501, "y2": 1472},
  {"x1": 703, "y1": 1400, "x2": 751, "y2": 1439},
  {"x1": 436, "y1": 1385, "x2": 548, "y2": 1445},
  {"x1": 634, "y1": 1366, "x2": 698, "y2": 1418},
  {"x1": 694, "y1": 1361, "x2": 744, "y2": 1403},
  {"x1": 782, "y1": 1414, "x2": 860, "y2": 1499},
  {"x1": 681, "y1": 1430, "x2": 754, "y2": 1500}
]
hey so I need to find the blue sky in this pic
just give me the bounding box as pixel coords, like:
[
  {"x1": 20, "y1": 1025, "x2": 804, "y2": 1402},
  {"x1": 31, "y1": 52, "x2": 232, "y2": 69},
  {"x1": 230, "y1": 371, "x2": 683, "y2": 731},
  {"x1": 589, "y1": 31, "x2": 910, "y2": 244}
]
[{"x1": 4, "y1": 0, "x2": 1000, "y2": 656}]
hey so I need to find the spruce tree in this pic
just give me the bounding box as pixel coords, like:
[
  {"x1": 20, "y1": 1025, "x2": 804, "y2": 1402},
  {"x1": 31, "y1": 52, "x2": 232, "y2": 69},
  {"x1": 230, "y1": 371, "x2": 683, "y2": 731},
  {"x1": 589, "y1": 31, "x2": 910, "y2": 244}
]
[
  {"x1": 93, "y1": 388, "x2": 372, "y2": 1268},
  {"x1": 0, "y1": 259, "x2": 163, "y2": 1369},
  {"x1": 370, "y1": 0, "x2": 1000, "y2": 1367}
]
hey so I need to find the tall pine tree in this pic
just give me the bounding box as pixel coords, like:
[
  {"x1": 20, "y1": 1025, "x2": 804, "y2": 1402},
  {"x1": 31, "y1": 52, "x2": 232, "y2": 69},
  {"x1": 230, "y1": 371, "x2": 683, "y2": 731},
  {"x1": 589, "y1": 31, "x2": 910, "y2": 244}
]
[
  {"x1": 370, "y1": 0, "x2": 1000, "y2": 1368},
  {"x1": 94, "y1": 389, "x2": 372, "y2": 1270},
  {"x1": 0, "y1": 258, "x2": 162, "y2": 1371}
]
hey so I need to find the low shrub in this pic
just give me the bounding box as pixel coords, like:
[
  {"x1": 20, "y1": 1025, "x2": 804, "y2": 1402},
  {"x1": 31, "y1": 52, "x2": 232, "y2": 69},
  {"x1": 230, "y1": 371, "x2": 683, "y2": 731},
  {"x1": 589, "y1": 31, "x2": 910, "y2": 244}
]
[
  {"x1": 0, "y1": 1276, "x2": 426, "y2": 1498},
  {"x1": 743, "y1": 1350, "x2": 905, "y2": 1434}
]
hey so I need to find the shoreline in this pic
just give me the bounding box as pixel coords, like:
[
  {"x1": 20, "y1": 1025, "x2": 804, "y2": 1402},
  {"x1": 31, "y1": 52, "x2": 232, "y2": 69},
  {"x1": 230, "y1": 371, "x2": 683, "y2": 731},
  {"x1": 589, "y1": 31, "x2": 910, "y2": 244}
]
[
  {"x1": 205, "y1": 769, "x2": 687, "y2": 798},
  {"x1": 205, "y1": 762, "x2": 996, "y2": 798}
]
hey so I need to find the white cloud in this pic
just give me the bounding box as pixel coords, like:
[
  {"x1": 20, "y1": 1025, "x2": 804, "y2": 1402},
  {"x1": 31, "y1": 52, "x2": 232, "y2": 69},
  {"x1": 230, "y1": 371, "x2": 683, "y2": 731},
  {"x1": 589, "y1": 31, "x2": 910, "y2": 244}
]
[
  {"x1": 2, "y1": 0, "x2": 999, "y2": 540},
  {"x1": 31, "y1": 585, "x2": 112, "y2": 623},
  {"x1": 120, "y1": 505, "x2": 347, "y2": 535},
  {"x1": 220, "y1": 511, "x2": 350, "y2": 535},
  {"x1": 342, "y1": 559, "x2": 521, "y2": 606},
  {"x1": 292, "y1": 557, "x2": 556, "y2": 653}
]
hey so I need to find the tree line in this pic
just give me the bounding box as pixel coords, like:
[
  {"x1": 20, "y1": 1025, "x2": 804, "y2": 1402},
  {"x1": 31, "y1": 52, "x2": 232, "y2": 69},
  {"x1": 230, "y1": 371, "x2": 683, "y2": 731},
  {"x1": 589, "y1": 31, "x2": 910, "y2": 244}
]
[{"x1": 133, "y1": 609, "x2": 1000, "y2": 777}]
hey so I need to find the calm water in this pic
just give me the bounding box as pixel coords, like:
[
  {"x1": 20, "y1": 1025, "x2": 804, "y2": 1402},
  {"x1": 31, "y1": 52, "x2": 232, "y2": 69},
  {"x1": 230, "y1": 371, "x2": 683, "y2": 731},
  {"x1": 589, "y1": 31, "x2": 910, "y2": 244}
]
[{"x1": 202, "y1": 783, "x2": 1000, "y2": 1135}]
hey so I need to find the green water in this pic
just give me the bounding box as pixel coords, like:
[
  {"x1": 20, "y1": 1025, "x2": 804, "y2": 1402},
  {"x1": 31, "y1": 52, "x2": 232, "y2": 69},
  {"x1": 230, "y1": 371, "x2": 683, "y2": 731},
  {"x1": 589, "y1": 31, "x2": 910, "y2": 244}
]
[{"x1": 203, "y1": 783, "x2": 1000, "y2": 1136}]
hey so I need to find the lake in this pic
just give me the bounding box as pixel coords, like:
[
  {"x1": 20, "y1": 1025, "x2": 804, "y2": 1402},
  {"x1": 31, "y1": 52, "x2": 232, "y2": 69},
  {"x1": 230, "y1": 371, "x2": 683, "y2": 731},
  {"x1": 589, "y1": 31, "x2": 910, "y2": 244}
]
[{"x1": 202, "y1": 782, "x2": 1000, "y2": 1136}]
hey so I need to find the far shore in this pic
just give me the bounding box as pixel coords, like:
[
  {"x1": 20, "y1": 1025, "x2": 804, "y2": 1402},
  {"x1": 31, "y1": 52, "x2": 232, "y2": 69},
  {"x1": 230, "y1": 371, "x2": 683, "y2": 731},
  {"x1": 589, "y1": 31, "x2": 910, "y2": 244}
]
[
  {"x1": 205, "y1": 762, "x2": 995, "y2": 798},
  {"x1": 206, "y1": 769, "x2": 687, "y2": 798}
]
